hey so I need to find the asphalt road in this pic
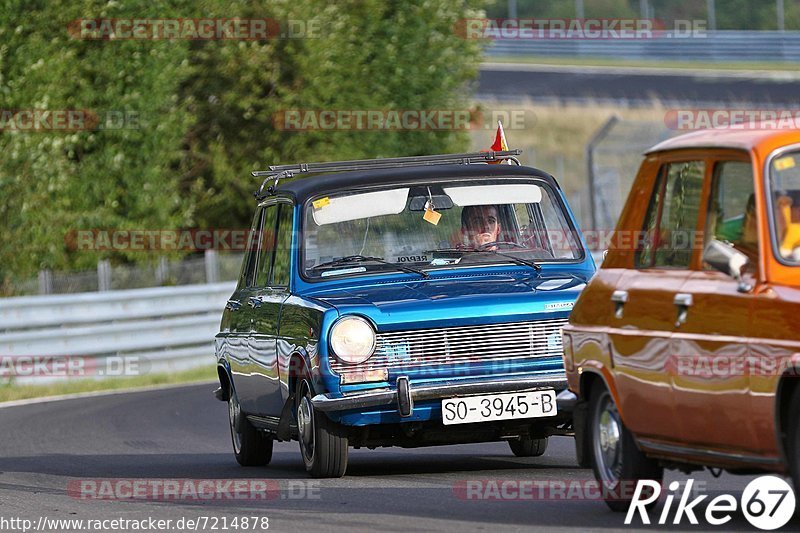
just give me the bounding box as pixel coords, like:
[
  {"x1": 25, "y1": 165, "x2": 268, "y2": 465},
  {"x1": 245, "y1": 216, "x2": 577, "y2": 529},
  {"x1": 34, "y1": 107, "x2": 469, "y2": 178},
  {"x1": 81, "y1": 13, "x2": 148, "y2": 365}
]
[
  {"x1": 1, "y1": 383, "x2": 798, "y2": 532},
  {"x1": 478, "y1": 63, "x2": 800, "y2": 106}
]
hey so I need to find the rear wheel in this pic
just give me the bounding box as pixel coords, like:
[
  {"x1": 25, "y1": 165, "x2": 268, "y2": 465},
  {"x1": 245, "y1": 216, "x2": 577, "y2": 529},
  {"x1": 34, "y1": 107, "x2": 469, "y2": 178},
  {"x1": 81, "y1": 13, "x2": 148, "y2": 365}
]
[
  {"x1": 589, "y1": 385, "x2": 662, "y2": 512},
  {"x1": 228, "y1": 391, "x2": 273, "y2": 466},
  {"x1": 296, "y1": 378, "x2": 349, "y2": 478},
  {"x1": 509, "y1": 436, "x2": 549, "y2": 457},
  {"x1": 786, "y1": 387, "x2": 800, "y2": 491}
]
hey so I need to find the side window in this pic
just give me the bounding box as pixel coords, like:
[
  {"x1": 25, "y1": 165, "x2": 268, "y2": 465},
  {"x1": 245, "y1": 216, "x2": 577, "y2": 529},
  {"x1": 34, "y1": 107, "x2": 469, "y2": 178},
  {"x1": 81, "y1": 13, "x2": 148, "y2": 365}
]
[
  {"x1": 704, "y1": 161, "x2": 758, "y2": 266},
  {"x1": 636, "y1": 160, "x2": 705, "y2": 268},
  {"x1": 510, "y1": 192, "x2": 580, "y2": 260},
  {"x1": 239, "y1": 207, "x2": 264, "y2": 289},
  {"x1": 254, "y1": 204, "x2": 278, "y2": 288},
  {"x1": 272, "y1": 204, "x2": 293, "y2": 287},
  {"x1": 539, "y1": 192, "x2": 581, "y2": 259}
]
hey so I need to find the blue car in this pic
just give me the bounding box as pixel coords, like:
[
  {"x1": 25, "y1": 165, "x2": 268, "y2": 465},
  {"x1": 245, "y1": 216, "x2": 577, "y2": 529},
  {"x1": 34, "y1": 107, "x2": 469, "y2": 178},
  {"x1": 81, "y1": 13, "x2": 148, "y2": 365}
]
[{"x1": 214, "y1": 151, "x2": 596, "y2": 477}]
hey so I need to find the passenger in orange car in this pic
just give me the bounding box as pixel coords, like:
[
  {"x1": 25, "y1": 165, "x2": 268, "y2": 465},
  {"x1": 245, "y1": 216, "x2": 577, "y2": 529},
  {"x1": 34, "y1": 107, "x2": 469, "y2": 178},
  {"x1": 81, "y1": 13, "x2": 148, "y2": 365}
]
[{"x1": 777, "y1": 195, "x2": 800, "y2": 260}]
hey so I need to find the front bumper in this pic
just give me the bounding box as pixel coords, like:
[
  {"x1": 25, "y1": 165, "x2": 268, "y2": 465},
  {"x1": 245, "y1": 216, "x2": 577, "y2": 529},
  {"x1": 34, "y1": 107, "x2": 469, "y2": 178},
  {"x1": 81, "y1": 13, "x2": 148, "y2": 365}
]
[{"x1": 311, "y1": 371, "x2": 576, "y2": 418}]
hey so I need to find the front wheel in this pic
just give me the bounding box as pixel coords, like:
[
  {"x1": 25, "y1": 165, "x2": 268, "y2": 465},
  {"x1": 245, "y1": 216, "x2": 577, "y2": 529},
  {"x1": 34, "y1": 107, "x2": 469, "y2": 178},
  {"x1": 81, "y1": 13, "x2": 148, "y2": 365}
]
[
  {"x1": 589, "y1": 385, "x2": 662, "y2": 512},
  {"x1": 296, "y1": 378, "x2": 349, "y2": 478},
  {"x1": 228, "y1": 391, "x2": 273, "y2": 466},
  {"x1": 509, "y1": 436, "x2": 549, "y2": 457}
]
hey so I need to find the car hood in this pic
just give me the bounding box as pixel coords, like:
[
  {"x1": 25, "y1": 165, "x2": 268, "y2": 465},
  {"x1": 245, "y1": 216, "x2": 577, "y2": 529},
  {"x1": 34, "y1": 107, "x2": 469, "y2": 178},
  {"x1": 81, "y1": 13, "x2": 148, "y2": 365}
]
[{"x1": 304, "y1": 271, "x2": 588, "y2": 331}]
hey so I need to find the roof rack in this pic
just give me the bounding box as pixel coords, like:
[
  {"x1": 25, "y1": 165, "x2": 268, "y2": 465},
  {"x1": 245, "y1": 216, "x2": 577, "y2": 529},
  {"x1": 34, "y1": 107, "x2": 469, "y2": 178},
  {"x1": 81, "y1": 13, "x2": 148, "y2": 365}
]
[{"x1": 251, "y1": 150, "x2": 522, "y2": 199}]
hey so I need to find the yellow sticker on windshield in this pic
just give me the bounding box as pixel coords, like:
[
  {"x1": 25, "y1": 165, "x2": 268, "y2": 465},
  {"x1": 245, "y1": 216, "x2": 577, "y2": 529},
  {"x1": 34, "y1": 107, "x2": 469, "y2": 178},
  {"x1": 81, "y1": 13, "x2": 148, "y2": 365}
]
[
  {"x1": 775, "y1": 156, "x2": 796, "y2": 171},
  {"x1": 312, "y1": 197, "x2": 330, "y2": 209},
  {"x1": 423, "y1": 208, "x2": 441, "y2": 225}
]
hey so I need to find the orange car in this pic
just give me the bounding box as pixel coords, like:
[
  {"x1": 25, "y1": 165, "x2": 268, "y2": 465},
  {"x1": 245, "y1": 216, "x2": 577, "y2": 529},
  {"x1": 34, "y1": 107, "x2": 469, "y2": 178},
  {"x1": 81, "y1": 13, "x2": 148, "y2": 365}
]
[{"x1": 564, "y1": 127, "x2": 800, "y2": 510}]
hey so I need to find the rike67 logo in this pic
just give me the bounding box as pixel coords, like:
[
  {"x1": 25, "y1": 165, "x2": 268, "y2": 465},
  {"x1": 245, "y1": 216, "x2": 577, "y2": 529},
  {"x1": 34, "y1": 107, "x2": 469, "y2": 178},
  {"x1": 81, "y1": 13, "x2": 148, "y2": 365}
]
[{"x1": 626, "y1": 476, "x2": 796, "y2": 530}]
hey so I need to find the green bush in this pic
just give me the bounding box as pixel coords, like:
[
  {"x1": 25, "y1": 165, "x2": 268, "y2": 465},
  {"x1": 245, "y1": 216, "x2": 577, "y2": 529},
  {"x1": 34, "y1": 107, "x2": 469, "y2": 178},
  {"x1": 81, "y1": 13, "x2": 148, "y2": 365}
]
[{"x1": 0, "y1": 0, "x2": 485, "y2": 288}]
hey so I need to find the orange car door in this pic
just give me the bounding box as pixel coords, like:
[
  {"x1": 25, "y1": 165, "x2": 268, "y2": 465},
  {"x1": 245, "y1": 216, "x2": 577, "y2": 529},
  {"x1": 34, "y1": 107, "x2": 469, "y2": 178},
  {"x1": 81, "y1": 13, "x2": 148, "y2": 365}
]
[
  {"x1": 671, "y1": 157, "x2": 760, "y2": 452},
  {"x1": 749, "y1": 149, "x2": 800, "y2": 457},
  {"x1": 608, "y1": 159, "x2": 705, "y2": 442}
]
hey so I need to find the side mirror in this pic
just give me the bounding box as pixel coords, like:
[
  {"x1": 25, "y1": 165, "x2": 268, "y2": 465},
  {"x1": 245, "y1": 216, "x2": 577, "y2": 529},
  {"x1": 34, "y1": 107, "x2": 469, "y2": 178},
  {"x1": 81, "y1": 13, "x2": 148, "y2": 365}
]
[{"x1": 703, "y1": 239, "x2": 752, "y2": 293}]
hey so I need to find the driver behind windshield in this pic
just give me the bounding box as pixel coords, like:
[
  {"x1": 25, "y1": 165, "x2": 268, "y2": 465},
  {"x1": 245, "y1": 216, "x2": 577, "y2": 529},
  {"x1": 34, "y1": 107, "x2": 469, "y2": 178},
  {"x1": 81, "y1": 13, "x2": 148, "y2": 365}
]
[{"x1": 461, "y1": 205, "x2": 500, "y2": 250}]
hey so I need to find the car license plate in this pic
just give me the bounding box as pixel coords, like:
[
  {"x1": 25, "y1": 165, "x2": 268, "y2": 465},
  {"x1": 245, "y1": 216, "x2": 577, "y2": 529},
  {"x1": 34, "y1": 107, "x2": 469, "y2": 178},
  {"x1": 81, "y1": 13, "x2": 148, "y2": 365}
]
[{"x1": 441, "y1": 390, "x2": 557, "y2": 426}]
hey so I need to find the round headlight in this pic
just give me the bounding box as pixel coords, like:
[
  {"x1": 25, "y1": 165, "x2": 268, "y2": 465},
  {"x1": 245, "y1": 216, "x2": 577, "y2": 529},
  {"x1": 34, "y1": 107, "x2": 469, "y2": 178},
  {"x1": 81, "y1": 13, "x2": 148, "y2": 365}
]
[{"x1": 330, "y1": 316, "x2": 376, "y2": 364}]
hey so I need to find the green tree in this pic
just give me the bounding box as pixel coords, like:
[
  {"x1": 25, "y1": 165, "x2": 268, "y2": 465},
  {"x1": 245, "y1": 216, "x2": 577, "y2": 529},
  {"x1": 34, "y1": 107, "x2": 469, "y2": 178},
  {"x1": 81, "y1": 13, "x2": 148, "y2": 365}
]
[
  {"x1": 0, "y1": 0, "x2": 194, "y2": 287},
  {"x1": 0, "y1": 0, "x2": 486, "y2": 291},
  {"x1": 180, "y1": 0, "x2": 486, "y2": 231}
]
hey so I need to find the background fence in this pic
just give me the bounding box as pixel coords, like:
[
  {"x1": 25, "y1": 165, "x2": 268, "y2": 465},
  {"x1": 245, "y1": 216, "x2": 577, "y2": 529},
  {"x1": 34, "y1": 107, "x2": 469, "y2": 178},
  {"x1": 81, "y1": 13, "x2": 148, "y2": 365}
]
[
  {"x1": 0, "y1": 282, "x2": 235, "y2": 384},
  {"x1": 485, "y1": 30, "x2": 800, "y2": 62},
  {"x1": 584, "y1": 118, "x2": 677, "y2": 231},
  {"x1": 9, "y1": 251, "x2": 244, "y2": 297}
]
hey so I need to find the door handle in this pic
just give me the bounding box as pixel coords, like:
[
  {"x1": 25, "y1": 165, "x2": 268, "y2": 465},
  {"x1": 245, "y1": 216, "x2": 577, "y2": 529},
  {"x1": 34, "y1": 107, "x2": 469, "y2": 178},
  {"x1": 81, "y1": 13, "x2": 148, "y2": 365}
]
[
  {"x1": 247, "y1": 296, "x2": 263, "y2": 308},
  {"x1": 611, "y1": 290, "x2": 628, "y2": 319},
  {"x1": 225, "y1": 300, "x2": 241, "y2": 311},
  {"x1": 673, "y1": 293, "x2": 693, "y2": 327}
]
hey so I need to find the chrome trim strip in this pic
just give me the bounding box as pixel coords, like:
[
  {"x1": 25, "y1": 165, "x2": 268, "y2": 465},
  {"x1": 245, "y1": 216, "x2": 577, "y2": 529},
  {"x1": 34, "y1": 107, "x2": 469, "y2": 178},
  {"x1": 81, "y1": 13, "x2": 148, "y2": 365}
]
[
  {"x1": 310, "y1": 373, "x2": 568, "y2": 412},
  {"x1": 638, "y1": 437, "x2": 782, "y2": 466}
]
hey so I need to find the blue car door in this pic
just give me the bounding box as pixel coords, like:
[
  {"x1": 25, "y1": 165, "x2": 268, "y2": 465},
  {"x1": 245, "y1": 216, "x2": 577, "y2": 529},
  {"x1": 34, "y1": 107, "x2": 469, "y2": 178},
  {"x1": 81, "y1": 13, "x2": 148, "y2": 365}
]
[{"x1": 247, "y1": 201, "x2": 291, "y2": 417}]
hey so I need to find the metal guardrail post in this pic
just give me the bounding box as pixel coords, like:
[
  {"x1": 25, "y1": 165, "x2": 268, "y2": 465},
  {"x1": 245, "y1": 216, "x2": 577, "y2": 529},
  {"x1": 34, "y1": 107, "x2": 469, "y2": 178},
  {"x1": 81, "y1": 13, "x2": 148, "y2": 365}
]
[
  {"x1": 97, "y1": 260, "x2": 111, "y2": 291},
  {"x1": 38, "y1": 269, "x2": 53, "y2": 295},
  {"x1": 205, "y1": 250, "x2": 219, "y2": 284},
  {"x1": 155, "y1": 257, "x2": 169, "y2": 284},
  {"x1": 586, "y1": 115, "x2": 620, "y2": 231}
]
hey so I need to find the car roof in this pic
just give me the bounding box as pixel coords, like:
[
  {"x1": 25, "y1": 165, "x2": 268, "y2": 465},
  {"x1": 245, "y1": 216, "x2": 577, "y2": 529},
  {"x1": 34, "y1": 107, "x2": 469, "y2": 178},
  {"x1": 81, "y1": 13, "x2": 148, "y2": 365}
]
[
  {"x1": 268, "y1": 163, "x2": 557, "y2": 204},
  {"x1": 647, "y1": 127, "x2": 800, "y2": 154}
]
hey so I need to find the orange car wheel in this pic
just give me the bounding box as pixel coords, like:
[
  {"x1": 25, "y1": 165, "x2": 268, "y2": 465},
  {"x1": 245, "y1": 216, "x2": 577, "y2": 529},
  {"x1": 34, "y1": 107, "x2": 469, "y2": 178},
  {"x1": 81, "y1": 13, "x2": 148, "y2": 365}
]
[{"x1": 589, "y1": 385, "x2": 663, "y2": 512}]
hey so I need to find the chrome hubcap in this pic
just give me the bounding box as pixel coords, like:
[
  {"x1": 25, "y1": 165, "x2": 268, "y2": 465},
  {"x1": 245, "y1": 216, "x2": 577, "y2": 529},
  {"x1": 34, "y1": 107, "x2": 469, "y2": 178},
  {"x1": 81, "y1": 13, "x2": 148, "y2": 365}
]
[
  {"x1": 228, "y1": 395, "x2": 242, "y2": 454},
  {"x1": 594, "y1": 394, "x2": 622, "y2": 483},
  {"x1": 297, "y1": 390, "x2": 315, "y2": 463}
]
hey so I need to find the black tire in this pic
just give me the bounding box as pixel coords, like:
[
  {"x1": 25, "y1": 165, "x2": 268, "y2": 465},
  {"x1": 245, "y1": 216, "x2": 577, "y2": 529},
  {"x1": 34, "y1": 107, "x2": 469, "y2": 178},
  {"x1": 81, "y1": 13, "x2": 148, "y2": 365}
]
[
  {"x1": 509, "y1": 436, "x2": 549, "y2": 457},
  {"x1": 228, "y1": 391, "x2": 273, "y2": 466},
  {"x1": 296, "y1": 378, "x2": 348, "y2": 478},
  {"x1": 588, "y1": 385, "x2": 663, "y2": 512},
  {"x1": 786, "y1": 386, "x2": 800, "y2": 491}
]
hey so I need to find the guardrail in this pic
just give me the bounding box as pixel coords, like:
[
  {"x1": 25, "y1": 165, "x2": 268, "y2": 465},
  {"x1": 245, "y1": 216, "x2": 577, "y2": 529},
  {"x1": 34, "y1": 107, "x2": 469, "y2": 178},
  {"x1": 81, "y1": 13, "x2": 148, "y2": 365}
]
[
  {"x1": 0, "y1": 282, "x2": 235, "y2": 384},
  {"x1": 485, "y1": 30, "x2": 800, "y2": 62}
]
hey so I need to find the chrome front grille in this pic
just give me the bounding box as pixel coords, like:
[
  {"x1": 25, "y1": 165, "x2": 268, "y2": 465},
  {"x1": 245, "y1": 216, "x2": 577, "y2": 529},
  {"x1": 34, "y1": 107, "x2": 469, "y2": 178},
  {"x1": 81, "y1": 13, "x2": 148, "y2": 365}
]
[{"x1": 330, "y1": 319, "x2": 568, "y2": 373}]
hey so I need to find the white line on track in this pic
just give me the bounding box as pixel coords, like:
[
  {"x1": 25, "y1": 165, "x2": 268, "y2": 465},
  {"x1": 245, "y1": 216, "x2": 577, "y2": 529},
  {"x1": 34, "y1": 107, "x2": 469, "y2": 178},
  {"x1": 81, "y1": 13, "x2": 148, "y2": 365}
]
[{"x1": 0, "y1": 379, "x2": 217, "y2": 409}]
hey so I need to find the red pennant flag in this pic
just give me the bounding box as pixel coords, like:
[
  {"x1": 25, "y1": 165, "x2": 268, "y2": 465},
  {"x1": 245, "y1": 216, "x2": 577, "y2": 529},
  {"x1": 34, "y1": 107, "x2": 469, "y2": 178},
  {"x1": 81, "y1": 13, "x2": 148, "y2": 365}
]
[
  {"x1": 490, "y1": 120, "x2": 508, "y2": 151},
  {"x1": 488, "y1": 120, "x2": 510, "y2": 164}
]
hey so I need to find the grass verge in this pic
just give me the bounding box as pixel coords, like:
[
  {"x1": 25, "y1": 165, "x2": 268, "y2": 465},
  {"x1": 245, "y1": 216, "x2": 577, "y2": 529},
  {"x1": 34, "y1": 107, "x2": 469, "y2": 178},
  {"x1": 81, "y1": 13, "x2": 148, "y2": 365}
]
[{"x1": 0, "y1": 365, "x2": 217, "y2": 403}]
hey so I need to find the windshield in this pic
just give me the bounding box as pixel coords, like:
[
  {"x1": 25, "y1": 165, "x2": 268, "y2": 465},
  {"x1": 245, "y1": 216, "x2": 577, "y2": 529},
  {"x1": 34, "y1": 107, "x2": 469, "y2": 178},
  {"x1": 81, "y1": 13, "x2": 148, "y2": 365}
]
[
  {"x1": 769, "y1": 150, "x2": 800, "y2": 264},
  {"x1": 302, "y1": 179, "x2": 583, "y2": 279}
]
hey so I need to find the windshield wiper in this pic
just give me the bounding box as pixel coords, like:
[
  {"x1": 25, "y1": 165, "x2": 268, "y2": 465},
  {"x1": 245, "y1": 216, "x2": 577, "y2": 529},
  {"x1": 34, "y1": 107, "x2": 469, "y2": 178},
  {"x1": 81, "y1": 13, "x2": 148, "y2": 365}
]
[
  {"x1": 426, "y1": 247, "x2": 542, "y2": 274},
  {"x1": 311, "y1": 255, "x2": 429, "y2": 278}
]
